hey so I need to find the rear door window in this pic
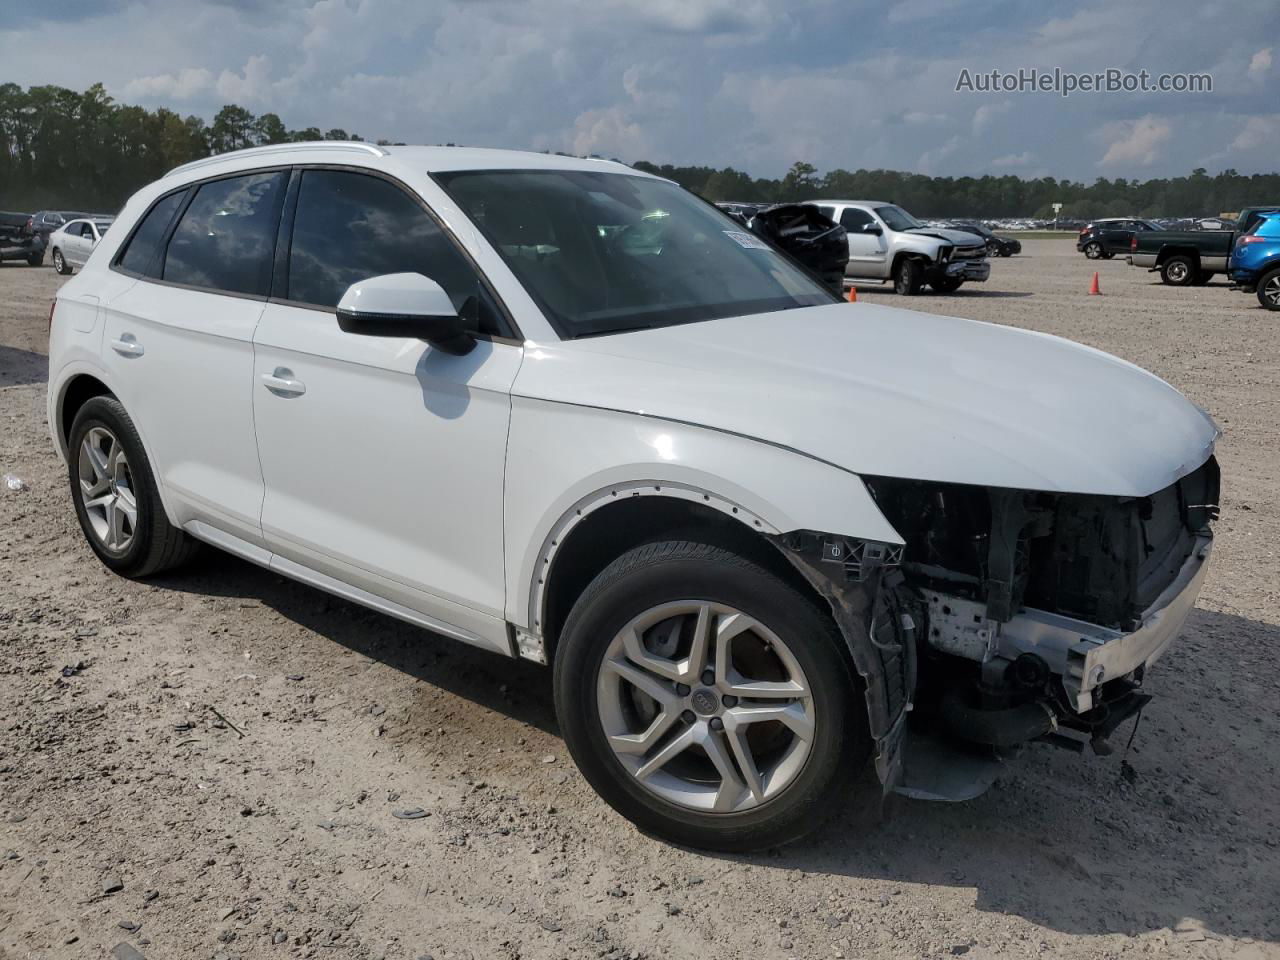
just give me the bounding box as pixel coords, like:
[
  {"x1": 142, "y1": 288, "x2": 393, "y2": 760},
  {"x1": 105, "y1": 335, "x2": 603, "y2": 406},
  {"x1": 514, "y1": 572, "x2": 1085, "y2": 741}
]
[
  {"x1": 118, "y1": 191, "x2": 186, "y2": 278},
  {"x1": 164, "y1": 171, "x2": 287, "y2": 297}
]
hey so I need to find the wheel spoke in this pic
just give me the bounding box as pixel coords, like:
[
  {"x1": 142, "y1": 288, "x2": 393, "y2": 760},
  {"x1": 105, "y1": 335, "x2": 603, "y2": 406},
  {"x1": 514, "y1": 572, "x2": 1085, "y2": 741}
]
[
  {"x1": 726, "y1": 701, "x2": 814, "y2": 742},
  {"x1": 712, "y1": 612, "x2": 758, "y2": 685},
  {"x1": 603, "y1": 656, "x2": 679, "y2": 708},
  {"x1": 83, "y1": 439, "x2": 108, "y2": 482},
  {"x1": 116, "y1": 495, "x2": 138, "y2": 532},
  {"x1": 83, "y1": 492, "x2": 114, "y2": 512},
  {"x1": 726, "y1": 677, "x2": 808, "y2": 699},
  {"x1": 723, "y1": 723, "x2": 765, "y2": 803},
  {"x1": 683, "y1": 603, "x2": 712, "y2": 681},
  {"x1": 608, "y1": 706, "x2": 679, "y2": 757},
  {"x1": 620, "y1": 624, "x2": 683, "y2": 683},
  {"x1": 81, "y1": 475, "x2": 110, "y2": 498},
  {"x1": 635, "y1": 725, "x2": 697, "y2": 781},
  {"x1": 105, "y1": 499, "x2": 123, "y2": 549},
  {"x1": 699, "y1": 725, "x2": 747, "y2": 812}
]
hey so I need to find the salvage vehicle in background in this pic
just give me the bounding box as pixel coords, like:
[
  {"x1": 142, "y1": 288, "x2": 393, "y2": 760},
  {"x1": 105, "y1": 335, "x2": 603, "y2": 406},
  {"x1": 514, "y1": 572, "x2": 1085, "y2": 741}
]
[
  {"x1": 1228, "y1": 211, "x2": 1280, "y2": 310},
  {"x1": 946, "y1": 220, "x2": 1021, "y2": 257},
  {"x1": 49, "y1": 217, "x2": 113, "y2": 275},
  {"x1": 0, "y1": 211, "x2": 46, "y2": 266},
  {"x1": 743, "y1": 204, "x2": 848, "y2": 295},
  {"x1": 1128, "y1": 206, "x2": 1280, "y2": 285},
  {"x1": 28, "y1": 210, "x2": 94, "y2": 241},
  {"x1": 1076, "y1": 218, "x2": 1162, "y2": 260},
  {"x1": 48, "y1": 142, "x2": 1219, "y2": 851},
  {"x1": 806, "y1": 200, "x2": 990, "y2": 294}
]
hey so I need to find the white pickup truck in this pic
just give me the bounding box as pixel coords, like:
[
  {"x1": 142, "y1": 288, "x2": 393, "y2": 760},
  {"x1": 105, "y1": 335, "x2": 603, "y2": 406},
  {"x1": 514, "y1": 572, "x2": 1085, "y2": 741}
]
[{"x1": 805, "y1": 200, "x2": 991, "y2": 295}]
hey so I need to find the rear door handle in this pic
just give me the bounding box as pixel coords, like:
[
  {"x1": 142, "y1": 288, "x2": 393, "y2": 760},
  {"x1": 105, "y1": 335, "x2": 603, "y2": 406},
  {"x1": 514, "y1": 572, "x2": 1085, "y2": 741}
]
[
  {"x1": 110, "y1": 335, "x2": 144, "y2": 357},
  {"x1": 260, "y1": 367, "x2": 306, "y2": 397}
]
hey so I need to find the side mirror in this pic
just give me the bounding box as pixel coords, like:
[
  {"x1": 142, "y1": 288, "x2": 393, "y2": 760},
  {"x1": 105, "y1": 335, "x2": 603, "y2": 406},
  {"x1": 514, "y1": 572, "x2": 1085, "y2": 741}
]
[
  {"x1": 336, "y1": 273, "x2": 475, "y2": 355},
  {"x1": 863, "y1": 224, "x2": 883, "y2": 236}
]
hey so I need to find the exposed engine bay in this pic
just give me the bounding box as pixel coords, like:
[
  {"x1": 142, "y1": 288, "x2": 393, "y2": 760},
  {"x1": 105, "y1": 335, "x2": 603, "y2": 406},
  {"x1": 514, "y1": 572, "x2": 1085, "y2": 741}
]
[{"x1": 778, "y1": 456, "x2": 1219, "y2": 787}]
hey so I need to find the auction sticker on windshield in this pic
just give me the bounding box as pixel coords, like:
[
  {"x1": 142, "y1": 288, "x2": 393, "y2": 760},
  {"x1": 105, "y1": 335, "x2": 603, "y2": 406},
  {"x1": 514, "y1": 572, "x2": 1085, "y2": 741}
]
[{"x1": 723, "y1": 230, "x2": 772, "y2": 250}]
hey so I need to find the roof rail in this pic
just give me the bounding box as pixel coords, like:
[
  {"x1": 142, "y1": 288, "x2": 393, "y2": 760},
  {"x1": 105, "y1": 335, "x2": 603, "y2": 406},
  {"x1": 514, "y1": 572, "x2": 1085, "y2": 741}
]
[{"x1": 166, "y1": 141, "x2": 390, "y2": 178}]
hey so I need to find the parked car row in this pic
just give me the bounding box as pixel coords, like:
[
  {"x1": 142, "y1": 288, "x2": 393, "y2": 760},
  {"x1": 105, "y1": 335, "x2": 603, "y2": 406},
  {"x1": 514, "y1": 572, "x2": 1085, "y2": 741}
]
[
  {"x1": 0, "y1": 209, "x2": 115, "y2": 270},
  {"x1": 1120, "y1": 205, "x2": 1280, "y2": 307}
]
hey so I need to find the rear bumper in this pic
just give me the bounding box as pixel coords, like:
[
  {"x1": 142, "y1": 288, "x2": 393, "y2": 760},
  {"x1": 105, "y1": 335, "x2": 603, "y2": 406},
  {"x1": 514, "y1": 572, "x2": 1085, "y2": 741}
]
[{"x1": 1130, "y1": 253, "x2": 1157, "y2": 269}]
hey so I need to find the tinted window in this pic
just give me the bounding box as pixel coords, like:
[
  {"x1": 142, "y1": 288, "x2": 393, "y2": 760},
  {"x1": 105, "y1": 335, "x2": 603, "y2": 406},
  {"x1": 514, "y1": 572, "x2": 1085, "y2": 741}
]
[
  {"x1": 80, "y1": 222, "x2": 96, "y2": 238},
  {"x1": 287, "y1": 169, "x2": 500, "y2": 333},
  {"x1": 164, "y1": 171, "x2": 286, "y2": 296},
  {"x1": 840, "y1": 208, "x2": 875, "y2": 231},
  {"x1": 119, "y1": 191, "x2": 185, "y2": 278}
]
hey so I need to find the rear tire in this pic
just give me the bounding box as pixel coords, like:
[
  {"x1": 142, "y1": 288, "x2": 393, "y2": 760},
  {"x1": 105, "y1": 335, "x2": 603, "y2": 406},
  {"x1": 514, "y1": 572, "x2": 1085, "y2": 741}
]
[
  {"x1": 1083, "y1": 241, "x2": 1103, "y2": 259},
  {"x1": 893, "y1": 258, "x2": 923, "y2": 296},
  {"x1": 68, "y1": 396, "x2": 199, "y2": 577},
  {"x1": 554, "y1": 540, "x2": 868, "y2": 852},
  {"x1": 1161, "y1": 255, "x2": 1195, "y2": 286},
  {"x1": 1258, "y1": 267, "x2": 1280, "y2": 310}
]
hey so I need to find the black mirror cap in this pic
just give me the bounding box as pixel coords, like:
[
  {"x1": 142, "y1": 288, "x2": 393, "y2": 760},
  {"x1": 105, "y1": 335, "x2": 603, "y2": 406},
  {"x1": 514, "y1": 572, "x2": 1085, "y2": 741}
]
[{"x1": 336, "y1": 308, "x2": 476, "y2": 355}]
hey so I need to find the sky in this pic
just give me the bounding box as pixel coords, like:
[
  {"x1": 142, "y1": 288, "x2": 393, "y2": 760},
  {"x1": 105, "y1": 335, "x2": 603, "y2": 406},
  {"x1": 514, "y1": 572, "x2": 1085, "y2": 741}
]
[{"x1": 3, "y1": 0, "x2": 1278, "y2": 181}]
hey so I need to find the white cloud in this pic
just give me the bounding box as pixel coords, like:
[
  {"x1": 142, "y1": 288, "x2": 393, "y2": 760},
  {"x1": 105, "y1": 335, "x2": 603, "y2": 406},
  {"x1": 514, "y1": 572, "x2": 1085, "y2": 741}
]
[
  {"x1": 1098, "y1": 114, "x2": 1172, "y2": 168},
  {"x1": 992, "y1": 151, "x2": 1036, "y2": 168},
  {"x1": 1230, "y1": 114, "x2": 1280, "y2": 152},
  {"x1": 122, "y1": 67, "x2": 214, "y2": 100},
  {"x1": 972, "y1": 100, "x2": 1011, "y2": 134},
  {"x1": 215, "y1": 55, "x2": 273, "y2": 103},
  {"x1": 569, "y1": 105, "x2": 652, "y2": 158},
  {"x1": 1248, "y1": 47, "x2": 1273, "y2": 81}
]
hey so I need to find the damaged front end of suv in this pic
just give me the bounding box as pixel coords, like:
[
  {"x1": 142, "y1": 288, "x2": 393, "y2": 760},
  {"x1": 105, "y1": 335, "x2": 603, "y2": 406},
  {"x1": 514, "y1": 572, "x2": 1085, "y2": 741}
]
[{"x1": 779, "y1": 455, "x2": 1219, "y2": 799}]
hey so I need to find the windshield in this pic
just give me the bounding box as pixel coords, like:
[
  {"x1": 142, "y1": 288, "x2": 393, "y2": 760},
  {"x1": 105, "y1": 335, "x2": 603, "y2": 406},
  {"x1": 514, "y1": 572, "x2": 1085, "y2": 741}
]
[
  {"x1": 874, "y1": 204, "x2": 925, "y2": 231},
  {"x1": 435, "y1": 170, "x2": 835, "y2": 338}
]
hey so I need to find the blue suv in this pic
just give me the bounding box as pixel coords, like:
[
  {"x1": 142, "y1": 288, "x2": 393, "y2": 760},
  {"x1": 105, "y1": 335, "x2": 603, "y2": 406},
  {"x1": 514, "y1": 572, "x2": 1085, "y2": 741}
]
[{"x1": 1229, "y1": 211, "x2": 1280, "y2": 310}]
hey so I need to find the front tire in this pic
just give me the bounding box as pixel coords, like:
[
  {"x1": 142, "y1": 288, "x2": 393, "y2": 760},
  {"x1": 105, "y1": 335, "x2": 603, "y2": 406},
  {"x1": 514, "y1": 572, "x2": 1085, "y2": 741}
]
[
  {"x1": 893, "y1": 258, "x2": 923, "y2": 295},
  {"x1": 1258, "y1": 267, "x2": 1280, "y2": 310},
  {"x1": 1161, "y1": 255, "x2": 1196, "y2": 286},
  {"x1": 68, "y1": 396, "x2": 199, "y2": 577},
  {"x1": 27, "y1": 252, "x2": 44, "y2": 267},
  {"x1": 931, "y1": 276, "x2": 964, "y2": 293},
  {"x1": 554, "y1": 540, "x2": 868, "y2": 852},
  {"x1": 52, "y1": 248, "x2": 70, "y2": 275}
]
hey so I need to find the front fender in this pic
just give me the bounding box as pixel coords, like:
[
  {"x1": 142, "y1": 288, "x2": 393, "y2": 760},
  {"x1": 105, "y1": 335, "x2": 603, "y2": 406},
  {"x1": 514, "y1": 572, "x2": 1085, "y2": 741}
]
[{"x1": 504, "y1": 397, "x2": 902, "y2": 631}]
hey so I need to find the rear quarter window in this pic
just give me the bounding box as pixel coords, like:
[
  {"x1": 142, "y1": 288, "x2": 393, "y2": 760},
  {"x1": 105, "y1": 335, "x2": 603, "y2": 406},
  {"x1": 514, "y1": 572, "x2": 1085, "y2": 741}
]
[{"x1": 117, "y1": 191, "x2": 186, "y2": 278}]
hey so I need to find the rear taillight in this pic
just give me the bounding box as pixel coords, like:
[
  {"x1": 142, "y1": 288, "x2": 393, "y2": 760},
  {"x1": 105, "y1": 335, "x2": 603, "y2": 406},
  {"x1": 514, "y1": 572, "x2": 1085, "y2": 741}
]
[
  {"x1": 1131, "y1": 235, "x2": 1138, "y2": 250},
  {"x1": 48, "y1": 300, "x2": 56, "y2": 334}
]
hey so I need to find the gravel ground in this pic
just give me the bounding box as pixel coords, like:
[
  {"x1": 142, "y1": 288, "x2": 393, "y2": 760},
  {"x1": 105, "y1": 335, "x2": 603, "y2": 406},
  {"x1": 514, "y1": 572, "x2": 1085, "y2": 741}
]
[{"x1": 2, "y1": 241, "x2": 1278, "y2": 960}]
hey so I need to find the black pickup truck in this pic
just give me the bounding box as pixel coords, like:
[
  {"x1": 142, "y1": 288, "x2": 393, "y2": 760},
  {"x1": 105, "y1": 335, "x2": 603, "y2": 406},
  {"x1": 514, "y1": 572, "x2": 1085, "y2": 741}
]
[
  {"x1": 0, "y1": 211, "x2": 46, "y2": 266},
  {"x1": 1128, "y1": 206, "x2": 1280, "y2": 285}
]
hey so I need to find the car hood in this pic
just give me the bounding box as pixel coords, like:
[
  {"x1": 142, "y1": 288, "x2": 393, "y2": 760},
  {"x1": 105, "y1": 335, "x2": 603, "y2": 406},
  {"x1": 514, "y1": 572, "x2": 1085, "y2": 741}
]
[
  {"x1": 905, "y1": 227, "x2": 986, "y2": 246},
  {"x1": 514, "y1": 302, "x2": 1218, "y2": 498}
]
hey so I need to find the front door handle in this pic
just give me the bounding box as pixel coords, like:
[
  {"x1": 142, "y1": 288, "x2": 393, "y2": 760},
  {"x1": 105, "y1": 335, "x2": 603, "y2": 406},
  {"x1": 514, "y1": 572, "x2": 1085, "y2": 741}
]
[
  {"x1": 260, "y1": 367, "x2": 306, "y2": 398},
  {"x1": 110, "y1": 335, "x2": 144, "y2": 357}
]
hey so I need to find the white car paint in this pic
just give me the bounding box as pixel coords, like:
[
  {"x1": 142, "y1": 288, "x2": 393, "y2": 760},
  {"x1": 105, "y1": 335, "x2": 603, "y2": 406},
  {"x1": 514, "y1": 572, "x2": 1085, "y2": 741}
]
[{"x1": 47, "y1": 140, "x2": 1216, "y2": 665}]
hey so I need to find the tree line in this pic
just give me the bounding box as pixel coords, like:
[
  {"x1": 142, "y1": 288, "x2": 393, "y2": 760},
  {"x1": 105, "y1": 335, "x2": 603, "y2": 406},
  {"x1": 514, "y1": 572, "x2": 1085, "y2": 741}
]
[{"x1": 3, "y1": 82, "x2": 1277, "y2": 218}]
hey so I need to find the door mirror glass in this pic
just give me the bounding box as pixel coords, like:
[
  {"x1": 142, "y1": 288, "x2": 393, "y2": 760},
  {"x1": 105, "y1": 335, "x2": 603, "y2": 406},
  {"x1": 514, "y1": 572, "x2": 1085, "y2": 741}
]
[
  {"x1": 336, "y1": 272, "x2": 475, "y2": 355},
  {"x1": 863, "y1": 223, "x2": 883, "y2": 235}
]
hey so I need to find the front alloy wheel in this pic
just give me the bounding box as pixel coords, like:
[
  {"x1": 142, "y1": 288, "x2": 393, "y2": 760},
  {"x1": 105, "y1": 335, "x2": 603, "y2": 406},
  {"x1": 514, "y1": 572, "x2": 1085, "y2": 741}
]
[
  {"x1": 597, "y1": 600, "x2": 815, "y2": 814},
  {"x1": 555, "y1": 540, "x2": 868, "y2": 851}
]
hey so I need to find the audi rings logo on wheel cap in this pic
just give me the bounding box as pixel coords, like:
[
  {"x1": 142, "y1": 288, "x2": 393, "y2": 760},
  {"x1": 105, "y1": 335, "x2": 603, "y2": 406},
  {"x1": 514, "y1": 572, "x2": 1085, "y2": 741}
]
[{"x1": 690, "y1": 688, "x2": 719, "y2": 715}]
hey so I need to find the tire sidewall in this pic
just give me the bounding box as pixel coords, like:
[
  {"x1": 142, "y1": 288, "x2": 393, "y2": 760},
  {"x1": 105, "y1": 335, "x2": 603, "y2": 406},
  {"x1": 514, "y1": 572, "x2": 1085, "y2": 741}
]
[
  {"x1": 1257, "y1": 268, "x2": 1280, "y2": 310},
  {"x1": 68, "y1": 397, "x2": 162, "y2": 575},
  {"x1": 1162, "y1": 256, "x2": 1193, "y2": 286},
  {"x1": 554, "y1": 545, "x2": 865, "y2": 850}
]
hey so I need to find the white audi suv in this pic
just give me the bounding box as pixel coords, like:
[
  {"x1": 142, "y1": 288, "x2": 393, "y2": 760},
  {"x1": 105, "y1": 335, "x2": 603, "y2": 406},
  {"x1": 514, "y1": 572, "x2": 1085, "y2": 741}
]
[{"x1": 47, "y1": 142, "x2": 1219, "y2": 850}]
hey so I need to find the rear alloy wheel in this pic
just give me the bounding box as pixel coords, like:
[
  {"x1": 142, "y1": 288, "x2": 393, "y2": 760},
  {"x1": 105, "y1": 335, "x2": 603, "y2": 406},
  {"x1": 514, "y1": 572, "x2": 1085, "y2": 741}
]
[
  {"x1": 555, "y1": 540, "x2": 867, "y2": 851},
  {"x1": 1084, "y1": 241, "x2": 1103, "y2": 259},
  {"x1": 1258, "y1": 268, "x2": 1280, "y2": 311},
  {"x1": 1161, "y1": 255, "x2": 1195, "y2": 286},
  {"x1": 52, "y1": 248, "x2": 69, "y2": 275},
  {"x1": 68, "y1": 396, "x2": 199, "y2": 577},
  {"x1": 893, "y1": 258, "x2": 923, "y2": 295}
]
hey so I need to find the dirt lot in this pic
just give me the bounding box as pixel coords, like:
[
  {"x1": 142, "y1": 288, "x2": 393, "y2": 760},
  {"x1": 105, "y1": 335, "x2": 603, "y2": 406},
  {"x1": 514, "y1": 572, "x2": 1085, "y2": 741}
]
[{"x1": 2, "y1": 241, "x2": 1278, "y2": 960}]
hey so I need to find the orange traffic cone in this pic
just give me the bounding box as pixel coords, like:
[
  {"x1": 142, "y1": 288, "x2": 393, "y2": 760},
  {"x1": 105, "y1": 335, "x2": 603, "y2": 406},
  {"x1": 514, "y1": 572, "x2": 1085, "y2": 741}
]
[
  {"x1": 1089, "y1": 271, "x2": 1101, "y2": 295},
  {"x1": 847, "y1": 286, "x2": 858, "y2": 303}
]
